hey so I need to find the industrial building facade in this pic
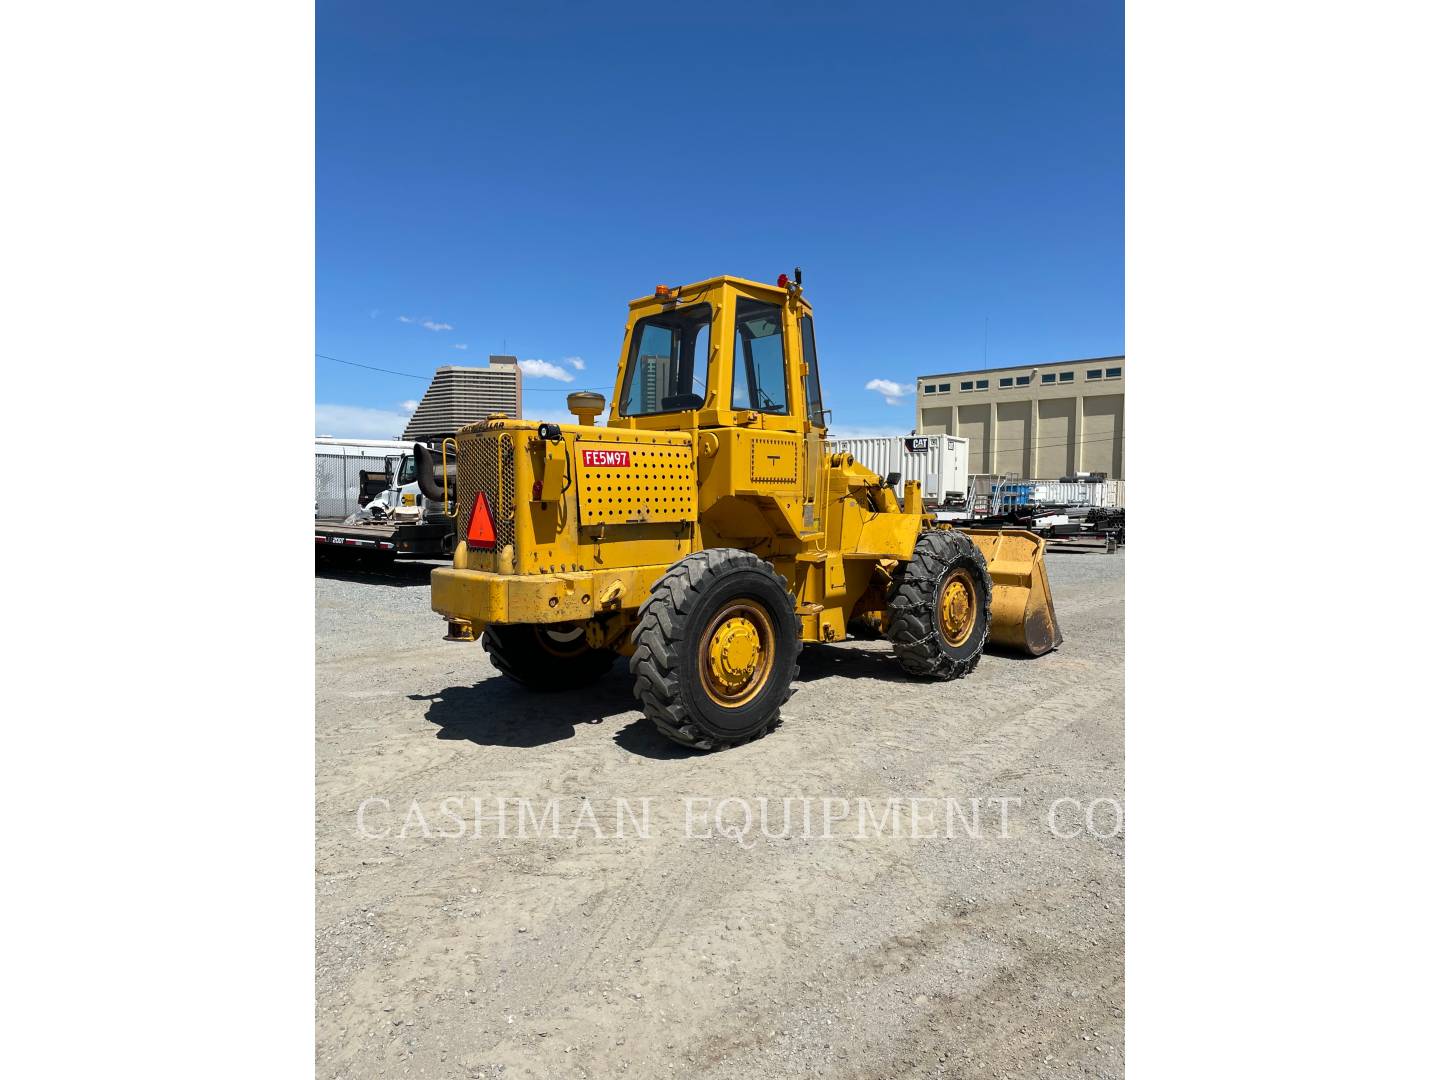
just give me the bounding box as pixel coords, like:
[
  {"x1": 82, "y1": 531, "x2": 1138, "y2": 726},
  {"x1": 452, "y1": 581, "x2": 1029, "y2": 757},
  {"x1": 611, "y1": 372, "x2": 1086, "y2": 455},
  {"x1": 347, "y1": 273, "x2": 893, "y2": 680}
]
[
  {"x1": 402, "y1": 356, "x2": 522, "y2": 442},
  {"x1": 914, "y1": 356, "x2": 1124, "y2": 479}
]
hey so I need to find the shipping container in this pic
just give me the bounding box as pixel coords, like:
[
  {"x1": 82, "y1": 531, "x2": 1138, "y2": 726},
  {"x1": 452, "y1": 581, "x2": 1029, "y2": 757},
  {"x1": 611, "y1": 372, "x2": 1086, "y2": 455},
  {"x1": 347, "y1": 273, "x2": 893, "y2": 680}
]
[{"x1": 826, "y1": 434, "x2": 970, "y2": 505}]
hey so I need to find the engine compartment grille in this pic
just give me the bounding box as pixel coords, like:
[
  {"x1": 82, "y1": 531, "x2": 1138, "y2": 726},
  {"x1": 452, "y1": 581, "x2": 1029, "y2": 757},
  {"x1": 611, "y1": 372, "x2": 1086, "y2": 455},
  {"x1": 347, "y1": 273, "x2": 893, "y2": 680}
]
[{"x1": 457, "y1": 431, "x2": 516, "y2": 555}]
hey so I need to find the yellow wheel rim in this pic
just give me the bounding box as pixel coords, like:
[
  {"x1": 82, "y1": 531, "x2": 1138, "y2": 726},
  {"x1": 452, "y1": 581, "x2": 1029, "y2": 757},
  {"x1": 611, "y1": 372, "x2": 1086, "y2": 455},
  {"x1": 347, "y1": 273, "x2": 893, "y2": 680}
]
[
  {"x1": 938, "y1": 569, "x2": 978, "y2": 647},
  {"x1": 531, "y1": 623, "x2": 588, "y2": 658},
  {"x1": 699, "y1": 600, "x2": 776, "y2": 707}
]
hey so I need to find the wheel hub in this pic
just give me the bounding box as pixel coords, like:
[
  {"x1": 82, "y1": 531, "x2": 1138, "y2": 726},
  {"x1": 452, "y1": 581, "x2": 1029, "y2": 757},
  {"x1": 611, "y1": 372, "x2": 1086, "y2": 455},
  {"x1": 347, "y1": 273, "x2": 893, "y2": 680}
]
[
  {"x1": 709, "y1": 616, "x2": 762, "y2": 693},
  {"x1": 699, "y1": 600, "x2": 776, "y2": 707},
  {"x1": 938, "y1": 571, "x2": 978, "y2": 646}
]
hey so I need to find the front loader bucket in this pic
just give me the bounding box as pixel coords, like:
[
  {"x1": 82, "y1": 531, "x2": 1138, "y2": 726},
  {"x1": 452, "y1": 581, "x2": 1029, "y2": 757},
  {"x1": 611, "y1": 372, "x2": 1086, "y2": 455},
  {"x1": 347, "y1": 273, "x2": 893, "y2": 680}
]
[{"x1": 961, "y1": 529, "x2": 1063, "y2": 656}]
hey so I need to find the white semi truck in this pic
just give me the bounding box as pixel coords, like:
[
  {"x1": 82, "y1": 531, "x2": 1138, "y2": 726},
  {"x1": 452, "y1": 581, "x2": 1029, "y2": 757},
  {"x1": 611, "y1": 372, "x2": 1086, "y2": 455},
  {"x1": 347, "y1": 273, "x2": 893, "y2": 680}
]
[{"x1": 314, "y1": 437, "x2": 455, "y2": 558}]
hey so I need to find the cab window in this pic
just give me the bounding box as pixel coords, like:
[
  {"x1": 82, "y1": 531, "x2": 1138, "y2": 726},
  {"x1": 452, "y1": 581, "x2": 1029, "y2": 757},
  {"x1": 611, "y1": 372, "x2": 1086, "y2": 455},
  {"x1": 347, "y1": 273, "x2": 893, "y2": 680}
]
[
  {"x1": 800, "y1": 314, "x2": 824, "y2": 426},
  {"x1": 617, "y1": 303, "x2": 713, "y2": 416},
  {"x1": 731, "y1": 299, "x2": 788, "y2": 414}
]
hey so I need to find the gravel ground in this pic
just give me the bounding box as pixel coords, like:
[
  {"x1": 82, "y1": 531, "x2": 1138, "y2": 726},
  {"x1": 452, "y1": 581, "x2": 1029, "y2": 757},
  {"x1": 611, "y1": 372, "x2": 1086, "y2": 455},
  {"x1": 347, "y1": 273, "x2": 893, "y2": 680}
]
[{"x1": 316, "y1": 550, "x2": 1124, "y2": 1079}]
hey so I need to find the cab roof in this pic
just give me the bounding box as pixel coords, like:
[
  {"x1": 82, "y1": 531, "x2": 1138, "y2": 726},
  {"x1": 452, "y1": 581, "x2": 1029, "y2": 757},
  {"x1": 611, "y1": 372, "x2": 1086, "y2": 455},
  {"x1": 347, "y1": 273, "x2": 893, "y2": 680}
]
[{"x1": 627, "y1": 274, "x2": 810, "y2": 311}]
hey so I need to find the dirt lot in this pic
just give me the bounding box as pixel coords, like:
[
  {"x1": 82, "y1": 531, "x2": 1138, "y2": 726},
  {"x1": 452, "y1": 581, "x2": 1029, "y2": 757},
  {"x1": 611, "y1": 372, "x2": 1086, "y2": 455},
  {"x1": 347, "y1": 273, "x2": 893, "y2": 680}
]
[{"x1": 316, "y1": 551, "x2": 1124, "y2": 1079}]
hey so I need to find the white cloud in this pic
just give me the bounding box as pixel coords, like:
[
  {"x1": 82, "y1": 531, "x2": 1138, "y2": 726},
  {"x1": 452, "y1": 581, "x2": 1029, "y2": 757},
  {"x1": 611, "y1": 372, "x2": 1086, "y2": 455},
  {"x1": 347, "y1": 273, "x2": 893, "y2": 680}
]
[
  {"x1": 315, "y1": 403, "x2": 413, "y2": 440},
  {"x1": 421, "y1": 319, "x2": 453, "y2": 332},
  {"x1": 397, "y1": 315, "x2": 414, "y2": 324},
  {"x1": 865, "y1": 377, "x2": 915, "y2": 406},
  {"x1": 401, "y1": 399, "x2": 419, "y2": 413},
  {"x1": 452, "y1": 343, "x2": 468, "y2": 350},
  {"x1": 564, "y1": 356, "x2": 585, "y2": 370},
  {"x1": 517, "y1": 358, "x2": 575, "y2": 383},
  {"x1": 522, "y1": 402, "x2": 581, "y2": 425}
]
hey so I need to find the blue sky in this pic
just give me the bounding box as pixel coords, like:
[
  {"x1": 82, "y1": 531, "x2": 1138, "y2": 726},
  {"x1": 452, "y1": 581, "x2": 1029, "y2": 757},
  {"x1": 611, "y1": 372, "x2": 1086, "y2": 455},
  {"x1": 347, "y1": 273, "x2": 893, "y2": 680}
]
[{"x1": 317, "y1": 1, "x2": 1122, "y2": 439}]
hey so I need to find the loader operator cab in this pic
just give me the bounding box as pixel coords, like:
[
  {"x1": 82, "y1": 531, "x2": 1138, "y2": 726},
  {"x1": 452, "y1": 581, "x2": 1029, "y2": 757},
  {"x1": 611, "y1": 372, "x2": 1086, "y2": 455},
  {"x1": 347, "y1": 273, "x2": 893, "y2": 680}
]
[{"x1": 608, "y1": 272, "x2": 826, "y2": 435}]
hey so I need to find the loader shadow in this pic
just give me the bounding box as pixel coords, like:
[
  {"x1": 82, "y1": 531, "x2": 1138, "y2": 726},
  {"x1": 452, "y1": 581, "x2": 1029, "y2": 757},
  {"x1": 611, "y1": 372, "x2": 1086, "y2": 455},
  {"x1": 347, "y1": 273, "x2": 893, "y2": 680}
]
[
  {"x1": 315, "y1": 554, "x2": 442, "y2": 588},
  {"x1": 610, "y1": 716, "x2": 708, "y2": 760},
  {"x1": 415, "y1": 639, "x2": 1048, "y2": 756},
  {"x1": 409, "y1": 667, "x2": 701, "y2": 759},
  {"x1": 796, "y1": 639, "x2": 1040, "y2": 684},
  {"x1": 796, "y1": 642, "x2": 915, "y2": 684}
]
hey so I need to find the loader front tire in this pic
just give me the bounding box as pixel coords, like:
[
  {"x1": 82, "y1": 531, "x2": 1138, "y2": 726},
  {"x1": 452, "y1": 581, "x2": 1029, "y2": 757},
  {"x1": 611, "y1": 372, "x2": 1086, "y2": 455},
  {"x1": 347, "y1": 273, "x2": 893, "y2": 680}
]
[
  {"x1": 481, "y1": 623, "x2": 617, "y2": 691},
  {"x1": 630, "y1": 549, "x2": 801, "y2": 750},
  {"x1": 887, "y1": 530, "x2": 993, "y2": 679}
]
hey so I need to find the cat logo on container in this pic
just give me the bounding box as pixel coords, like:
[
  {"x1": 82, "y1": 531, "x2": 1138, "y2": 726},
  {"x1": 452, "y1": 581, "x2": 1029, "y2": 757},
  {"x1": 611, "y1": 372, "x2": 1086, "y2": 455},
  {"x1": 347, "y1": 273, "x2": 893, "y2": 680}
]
[{"x1": 581, "y1": 449, "x2": 631, "y2": 467}]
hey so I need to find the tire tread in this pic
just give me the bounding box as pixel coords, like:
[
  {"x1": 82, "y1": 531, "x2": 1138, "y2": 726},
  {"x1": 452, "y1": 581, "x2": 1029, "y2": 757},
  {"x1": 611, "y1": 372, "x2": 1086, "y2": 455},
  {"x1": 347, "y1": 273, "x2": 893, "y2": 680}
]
[
  {"x1": 886, "y1": 530, "x2": 993, "y2": 679},
  {"x1": 629, "y1": 549, "x2": 800, "y2": 750}
]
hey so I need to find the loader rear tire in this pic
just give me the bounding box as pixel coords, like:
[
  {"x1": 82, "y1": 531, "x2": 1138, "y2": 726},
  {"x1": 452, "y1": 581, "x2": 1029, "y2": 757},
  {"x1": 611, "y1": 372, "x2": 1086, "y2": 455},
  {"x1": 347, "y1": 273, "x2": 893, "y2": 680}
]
[
  {"x1": 630, "y1": 549, "x2": 801, "y2": 750},
  {"x1": 481, "y1": 623, "x2": 617, "y2": 691},
  {"x1": 887, "y1": 530, "x2": 993, "y2": 679}
]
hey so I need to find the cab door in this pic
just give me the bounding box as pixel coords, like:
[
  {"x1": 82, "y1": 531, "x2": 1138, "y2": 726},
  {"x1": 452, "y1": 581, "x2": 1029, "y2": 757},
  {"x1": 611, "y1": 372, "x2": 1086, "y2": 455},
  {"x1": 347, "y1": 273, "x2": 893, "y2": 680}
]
[
  {"x1": 798, "y1": 311, "x2": 828, "y2": 534},
  {"x1": 723, "y1": 294, "x2": 808, "y2": 534},
  {"x1": 395, "y1": 454, "x2": 421, "y2": 508},
  {"x1": 729, "y1": 297, "x2": 794, "y2": 430}
]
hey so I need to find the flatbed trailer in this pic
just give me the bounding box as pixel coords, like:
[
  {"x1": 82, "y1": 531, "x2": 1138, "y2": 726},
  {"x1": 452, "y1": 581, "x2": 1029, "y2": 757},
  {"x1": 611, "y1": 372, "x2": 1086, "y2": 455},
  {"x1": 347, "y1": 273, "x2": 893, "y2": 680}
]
[
  {"x1": 314, "y1": 517, "x2": 454, "y2": 557},
  {"x1": 315, "y1": 438, "x2": 456, "y2": 560}
]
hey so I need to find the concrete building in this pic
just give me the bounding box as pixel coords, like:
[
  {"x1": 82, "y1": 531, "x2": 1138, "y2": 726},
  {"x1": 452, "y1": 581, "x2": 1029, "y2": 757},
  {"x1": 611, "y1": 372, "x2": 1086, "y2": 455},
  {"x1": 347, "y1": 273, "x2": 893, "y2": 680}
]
[
  {"x1": 403, "y1": 356, "x2": 522, "y2": 442},
  {"x1": 914, "y1": 356, "x2": 1124, "y2": 479}
]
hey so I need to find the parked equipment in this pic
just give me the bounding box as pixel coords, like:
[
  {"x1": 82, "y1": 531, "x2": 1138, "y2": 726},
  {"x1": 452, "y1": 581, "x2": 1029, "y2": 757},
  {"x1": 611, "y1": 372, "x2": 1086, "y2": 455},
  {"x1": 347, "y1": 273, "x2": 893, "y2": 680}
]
[
  {"x1": 429, "y1": 273, "x2": 1061, "y2": 750},
  {"x1": 960, "y1": 504, "x2": 1125, "y2": 553},
  {"x1": 315, "y1": 438, "x2": 455, "y2": 559}
]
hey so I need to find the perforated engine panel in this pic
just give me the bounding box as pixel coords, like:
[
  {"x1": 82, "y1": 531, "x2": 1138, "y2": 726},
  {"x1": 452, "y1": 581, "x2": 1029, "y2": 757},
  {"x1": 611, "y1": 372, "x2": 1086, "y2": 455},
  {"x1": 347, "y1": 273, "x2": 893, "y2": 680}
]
[{"x1": 575, "y1": 438, "x2": 695, "y2": 525}]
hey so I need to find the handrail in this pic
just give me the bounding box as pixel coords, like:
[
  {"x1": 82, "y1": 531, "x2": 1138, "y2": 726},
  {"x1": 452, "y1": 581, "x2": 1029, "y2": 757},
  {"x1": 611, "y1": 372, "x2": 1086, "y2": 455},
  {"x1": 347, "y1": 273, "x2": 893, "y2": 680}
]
[{"x1": 441, "y1": 437, "x2": 458, "y2": 517}]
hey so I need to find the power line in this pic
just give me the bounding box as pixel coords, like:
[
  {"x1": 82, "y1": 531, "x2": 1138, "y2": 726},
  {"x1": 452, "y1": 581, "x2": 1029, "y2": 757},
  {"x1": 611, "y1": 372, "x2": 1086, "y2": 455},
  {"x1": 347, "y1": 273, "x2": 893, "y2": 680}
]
[
  {"x1": 314, "y1": 353, "x2": 1118, "y2": 444},
  {"x1": 315, "y1": 353, "x2": 604, "y2": 392},
  {"x1": 316, "y1": 353, "x2": 426, "y2": 380}
]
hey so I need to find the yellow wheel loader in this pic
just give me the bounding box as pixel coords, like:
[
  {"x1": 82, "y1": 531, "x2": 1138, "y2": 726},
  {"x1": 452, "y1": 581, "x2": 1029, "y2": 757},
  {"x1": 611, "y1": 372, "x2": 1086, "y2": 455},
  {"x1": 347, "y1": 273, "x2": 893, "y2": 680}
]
[{"x1": 421, "y1": 271, "x2": 1061, "y2": 750}]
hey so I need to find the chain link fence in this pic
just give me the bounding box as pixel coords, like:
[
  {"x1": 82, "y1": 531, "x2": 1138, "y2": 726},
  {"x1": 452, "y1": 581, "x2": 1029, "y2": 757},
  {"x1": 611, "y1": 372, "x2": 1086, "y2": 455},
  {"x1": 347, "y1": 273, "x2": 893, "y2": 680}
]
[{"x1": 315, "y1": 452, "x2": 391, "y2": 519}]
